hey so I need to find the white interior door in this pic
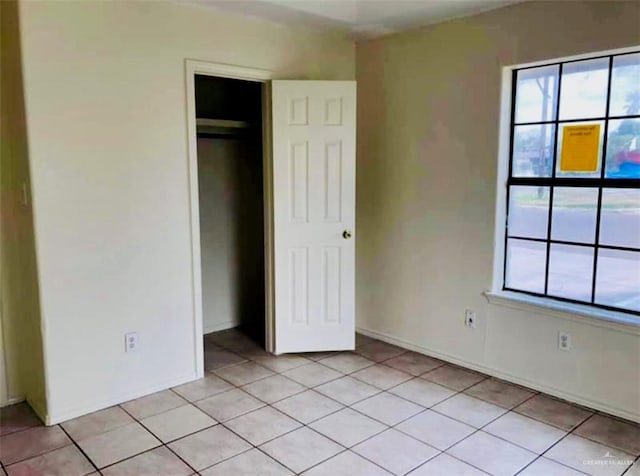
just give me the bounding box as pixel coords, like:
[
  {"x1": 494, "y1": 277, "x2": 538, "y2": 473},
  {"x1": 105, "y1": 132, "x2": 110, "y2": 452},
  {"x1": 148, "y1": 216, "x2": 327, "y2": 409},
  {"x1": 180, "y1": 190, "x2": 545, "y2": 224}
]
[{"x1": 271, "y1": 80, "x2": 356, "y2": 354}]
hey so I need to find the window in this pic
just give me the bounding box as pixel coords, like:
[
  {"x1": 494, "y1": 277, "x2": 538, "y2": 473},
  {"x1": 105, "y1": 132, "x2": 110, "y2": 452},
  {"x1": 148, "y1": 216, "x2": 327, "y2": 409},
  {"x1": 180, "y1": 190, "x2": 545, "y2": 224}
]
[{"x1": 503, "y1": 50, "x2": 640, "y2": 315}]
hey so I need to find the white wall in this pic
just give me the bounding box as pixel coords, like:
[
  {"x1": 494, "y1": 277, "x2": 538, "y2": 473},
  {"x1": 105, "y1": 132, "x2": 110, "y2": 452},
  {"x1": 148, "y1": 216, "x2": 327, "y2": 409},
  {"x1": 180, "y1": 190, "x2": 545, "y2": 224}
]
[
  {"x1": 356, "y1": 0, "x2": 640, "y2": 422},
  {"x1": 17, "y1": 0, "x2": 354, "y2": 424},
  {"x1": 0, "y1": 0, "x2": 47, "y2": 413}
]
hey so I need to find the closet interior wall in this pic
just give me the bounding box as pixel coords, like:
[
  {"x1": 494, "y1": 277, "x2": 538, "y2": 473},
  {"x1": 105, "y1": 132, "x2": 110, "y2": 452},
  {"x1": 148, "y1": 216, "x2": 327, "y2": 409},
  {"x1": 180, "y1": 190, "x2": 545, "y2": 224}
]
[{"x1": 195, "y1": 75, "x2": 265, "y2": 345}]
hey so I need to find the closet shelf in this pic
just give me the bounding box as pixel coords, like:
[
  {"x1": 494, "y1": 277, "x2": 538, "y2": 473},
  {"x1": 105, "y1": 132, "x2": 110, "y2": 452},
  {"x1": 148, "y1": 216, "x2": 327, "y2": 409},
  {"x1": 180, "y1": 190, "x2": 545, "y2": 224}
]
[
  {"x1": 196, "y1": 118, "x2": 253, "y2": 129},
  {"x1": 196, "y1": 118, "x2": 258, "y2": 137}
]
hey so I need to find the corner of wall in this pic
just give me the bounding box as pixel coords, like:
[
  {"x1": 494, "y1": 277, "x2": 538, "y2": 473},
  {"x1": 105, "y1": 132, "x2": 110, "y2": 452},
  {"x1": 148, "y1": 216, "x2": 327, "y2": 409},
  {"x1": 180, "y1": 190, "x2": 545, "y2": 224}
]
[{"x1": 0, "y1": 0, "x2": 48, "y2": 414}]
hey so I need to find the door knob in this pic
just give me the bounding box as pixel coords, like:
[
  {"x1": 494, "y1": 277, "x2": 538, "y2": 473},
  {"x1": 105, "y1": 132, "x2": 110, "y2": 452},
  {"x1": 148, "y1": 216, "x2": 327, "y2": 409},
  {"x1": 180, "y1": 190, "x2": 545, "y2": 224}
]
[{"x1": 343, "y1": 230, "x2": 352, "y2": 239}]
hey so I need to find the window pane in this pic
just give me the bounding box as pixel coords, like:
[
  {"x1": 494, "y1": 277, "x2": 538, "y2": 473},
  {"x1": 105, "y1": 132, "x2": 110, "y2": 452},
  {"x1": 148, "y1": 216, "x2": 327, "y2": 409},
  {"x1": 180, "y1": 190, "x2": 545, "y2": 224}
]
[
  {"x1": 595, "y1": 249, "x2": 640, "y2": 312},
  {"x1": 600, "y1": 189, "x2": 640, "y2": 249},
  {"x1": 512, "y1": 124, "x2": 555, "y2": 177},
  {"x1": 515, "y1": 65, "x2": 559, "y2": 123},
  {"x1": 505, "y1": 239, "x2": 546, "y2": 293},
  {"x1": 604, "y1": 118, "x2": 640, "y2": 179},
  {"x1": 555, "y1": 120, "x2": 604, "y2": 178},
  {"x1": 559, "y1": 57, "x2": 609, "y2": 120},
  {"x1": 547, "y1": 244, "x2": 594, "y2": 302},
  {"x1": 609, "y1": 53, "x2": 640, "y2": 117},
  {"x1": 508, "y1": 186, "x2": 550, "y2": 239},
  {"x1": 550, "y1": 187, "x2": 598, "y2": 244}
]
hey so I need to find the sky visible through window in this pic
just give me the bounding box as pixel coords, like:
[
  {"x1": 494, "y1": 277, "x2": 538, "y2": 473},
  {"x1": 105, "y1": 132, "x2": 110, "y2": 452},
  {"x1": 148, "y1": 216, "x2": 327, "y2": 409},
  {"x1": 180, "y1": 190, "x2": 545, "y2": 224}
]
[{"x1": 504, "y1": 52, "x2": 640, "y2": 314}]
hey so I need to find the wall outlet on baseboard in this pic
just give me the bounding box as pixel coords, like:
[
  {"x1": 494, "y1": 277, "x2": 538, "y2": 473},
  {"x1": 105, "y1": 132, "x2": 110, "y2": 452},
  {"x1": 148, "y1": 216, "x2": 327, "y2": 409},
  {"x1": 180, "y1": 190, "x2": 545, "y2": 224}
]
[
  {"x1": 465, "y1": 310, "x2": 476, "y2": 329},
  {"x1": 125, "y1": 332, "x2": 139, "y2": 353},
  {"x1": 558, "y1": 331, "x2": 571, "y2": 351}
]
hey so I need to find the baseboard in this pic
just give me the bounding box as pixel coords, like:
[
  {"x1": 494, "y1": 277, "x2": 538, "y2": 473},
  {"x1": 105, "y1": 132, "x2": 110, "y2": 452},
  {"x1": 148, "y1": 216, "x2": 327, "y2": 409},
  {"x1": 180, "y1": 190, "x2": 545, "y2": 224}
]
[
  {"x1": 0, "y1": 395, "x2": 25, "y2": 408},
  {"x1": 203, "y1": 320, "x2": 238, "y2": 335},
  {"x1": 45, "y1": 373, "x2": 198, "y2": 426},
  {"x1": 357, "y1": 326, "x2": 640, "y2": 424}
]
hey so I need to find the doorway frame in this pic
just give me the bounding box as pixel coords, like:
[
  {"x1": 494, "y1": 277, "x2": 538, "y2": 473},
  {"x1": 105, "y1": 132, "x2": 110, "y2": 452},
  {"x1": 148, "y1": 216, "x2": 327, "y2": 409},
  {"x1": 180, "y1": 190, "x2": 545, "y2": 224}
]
[{"x1": 185, "y1": 60, "x2": 275, "y2": 378}]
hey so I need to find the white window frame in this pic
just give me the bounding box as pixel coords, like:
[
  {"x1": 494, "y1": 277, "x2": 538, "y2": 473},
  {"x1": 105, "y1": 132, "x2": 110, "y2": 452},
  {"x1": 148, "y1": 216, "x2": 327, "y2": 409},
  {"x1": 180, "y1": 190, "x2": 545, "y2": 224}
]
[{"x1": 490, "y1": 46, "x2": 640, "y2": 329}]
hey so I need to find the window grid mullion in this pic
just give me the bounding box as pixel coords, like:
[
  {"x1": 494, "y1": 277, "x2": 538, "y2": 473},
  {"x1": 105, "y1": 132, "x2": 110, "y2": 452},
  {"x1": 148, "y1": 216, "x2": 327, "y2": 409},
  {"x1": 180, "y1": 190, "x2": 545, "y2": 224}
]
[
  {"x1": 506, "y1": 236, "x2": 640, "y2": 253},
  {"x1": 590, "y1": 55, "x2": 615, "y2": 303},
  {"x1": 503, "y1": 69, "x2": 519, "y2": 290},
  {"x1": 508, "y1": 177, "x2": 640, "y2": 188},
  {"x1": 543, "y1": 62, "x2": 564, "y2": 295},
  {"x1": 514, "y1": 113, "x2": 640, "y2": 128},
  {"x1": 514, "y1": 50, "x2": 639, "y2": 73}
]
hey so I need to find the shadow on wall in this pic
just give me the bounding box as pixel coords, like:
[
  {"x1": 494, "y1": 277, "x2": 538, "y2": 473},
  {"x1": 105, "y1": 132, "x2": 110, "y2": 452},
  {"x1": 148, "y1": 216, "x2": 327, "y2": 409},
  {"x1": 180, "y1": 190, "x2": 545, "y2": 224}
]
[
  {"x1": 197, "y1": 136, "x2": 265, "y2": 346},
  {"x1": 0, "y1": 0, "x2": 47, "y2": 417},
  {"x1": 232, "y1": 138, "x2": 265, "y2": 345}
]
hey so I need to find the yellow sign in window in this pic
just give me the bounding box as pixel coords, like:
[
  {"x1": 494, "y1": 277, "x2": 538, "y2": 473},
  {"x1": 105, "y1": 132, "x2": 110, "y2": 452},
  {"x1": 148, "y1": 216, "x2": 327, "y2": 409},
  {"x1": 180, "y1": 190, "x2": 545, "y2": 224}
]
[{"x1": 560, "y1": 124, "x2": 601, "y2": 172}]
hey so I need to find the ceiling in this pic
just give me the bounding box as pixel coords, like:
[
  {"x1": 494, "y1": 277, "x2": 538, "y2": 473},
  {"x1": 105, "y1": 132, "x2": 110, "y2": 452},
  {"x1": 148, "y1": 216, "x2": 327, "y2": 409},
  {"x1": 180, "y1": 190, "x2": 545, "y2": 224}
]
[{"x1": 184, "y1": 0, "x2": 525, "y2": 38}]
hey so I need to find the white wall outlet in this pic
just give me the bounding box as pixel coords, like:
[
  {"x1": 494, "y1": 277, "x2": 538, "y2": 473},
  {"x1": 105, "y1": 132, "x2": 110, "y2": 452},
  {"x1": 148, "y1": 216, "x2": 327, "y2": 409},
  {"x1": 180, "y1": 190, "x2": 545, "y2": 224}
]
[
  {"x1": 558, "y1": 331, "x2": 571, "y2": 351},
  {"x1": 125, "y1": 332, "x2": 139, "y2": 353},
  {"x1": 465, "y1": 310, "x2": 476, "y2": 329}
]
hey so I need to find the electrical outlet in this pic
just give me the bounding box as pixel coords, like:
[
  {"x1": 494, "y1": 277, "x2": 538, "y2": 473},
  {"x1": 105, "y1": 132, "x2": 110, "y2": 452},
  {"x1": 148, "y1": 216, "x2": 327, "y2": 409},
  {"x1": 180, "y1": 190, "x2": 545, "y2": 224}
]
[
  {"x1": 558, "y1": 331, "x2": 571, "y2": 351},
  {"x1": 465, "y1": 310, "x2": 476, "y2": 329},
  {"x1": 125, "y1": 332, "x2": 139, "y2": 353}
]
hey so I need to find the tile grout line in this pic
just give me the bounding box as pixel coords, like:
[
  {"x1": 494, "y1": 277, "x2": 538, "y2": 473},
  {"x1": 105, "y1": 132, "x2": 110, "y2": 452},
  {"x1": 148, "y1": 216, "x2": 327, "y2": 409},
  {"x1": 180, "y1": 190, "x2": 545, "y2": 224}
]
[
  {"x1": 574, "y1": 411, "x2": 640, "y2": 455},
  {"x1": 515, "y1": 431, "x2": 585, "y2": 475},
  {"x1": 420, "y1": 393, "x2": 540, "y2": 475},
  {"x1": 240, "y1": 377, "x2": 310, "y2": 405},
  {"x1": 56, "y1": 424, "x2": 102, "y2": 475},
  {"x1": 620, "y1": 454, "x2": 640, "y2": 476},
  {"x1": 510, "y1": 401, "x2": 595, "y2": 432},
  {"x1": 534, "y1": 411, "x2": 636, "y2": 475},
  {"x1": 512, "y1": 404, "x2": 622, "y2": 475},
  {"x1": 259, "y1": 418, "x2": 393, "y2": 475},
  {"x1": 115, "y1": 402, "x2": 201, "y2": 475},
  {"x1": 0, "y1": 423, "x2": 42, "y2": 439},
  {"x1": 0, "y1": 425, "x2": 98, "y2": 470},
  {"x1": 516, "y1": 402, "x2": 599, "y2": 475},
  {"x1": 298, "y1": 447, "x2": 393, "y2": 476},
  {"x1": 199, "y1": 423, "x2": 296, "y2": 475}
]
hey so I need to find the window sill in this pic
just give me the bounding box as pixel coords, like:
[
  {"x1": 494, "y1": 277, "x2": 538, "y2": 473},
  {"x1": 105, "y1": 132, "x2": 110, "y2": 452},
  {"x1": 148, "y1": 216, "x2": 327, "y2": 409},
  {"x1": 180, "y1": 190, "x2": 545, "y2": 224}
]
[{"x1": 484, "y1": 290, "x2": 640, "y2": 335}]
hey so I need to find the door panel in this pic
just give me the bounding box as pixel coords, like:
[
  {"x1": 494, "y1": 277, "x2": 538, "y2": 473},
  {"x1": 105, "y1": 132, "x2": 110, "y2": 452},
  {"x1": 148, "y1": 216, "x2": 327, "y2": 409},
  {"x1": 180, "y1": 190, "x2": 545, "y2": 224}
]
[{"x1": 272, "y1": 81, "x2": 356, "y2": 353}]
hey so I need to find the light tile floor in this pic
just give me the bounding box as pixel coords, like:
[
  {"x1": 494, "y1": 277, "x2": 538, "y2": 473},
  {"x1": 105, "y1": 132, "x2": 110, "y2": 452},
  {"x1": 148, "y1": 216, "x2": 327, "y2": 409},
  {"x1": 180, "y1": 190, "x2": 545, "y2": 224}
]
[{"x1": 1, "y1": 329, "x2": 639, "y2": 475}]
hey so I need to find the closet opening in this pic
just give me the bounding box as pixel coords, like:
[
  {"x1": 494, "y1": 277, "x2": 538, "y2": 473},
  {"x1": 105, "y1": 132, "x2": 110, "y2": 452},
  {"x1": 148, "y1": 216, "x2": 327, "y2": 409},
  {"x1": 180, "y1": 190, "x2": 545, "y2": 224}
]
[{"x1": 194, "y1": 74, "x2": 267, "y2": 362}]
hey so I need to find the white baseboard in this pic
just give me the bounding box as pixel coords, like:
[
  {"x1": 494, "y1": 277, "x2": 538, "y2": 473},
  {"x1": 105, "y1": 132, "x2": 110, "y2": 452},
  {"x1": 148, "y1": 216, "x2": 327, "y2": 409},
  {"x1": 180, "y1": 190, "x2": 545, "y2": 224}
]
[
  {"x1": 357, "y1": 326, "x2": 640, "y2": 424},
  {"x1": 45, "y1": 373, "x2": 199, "y2": 426},
  {"x1": 203, "y1": 320, "x2": 238, "y2": 335},
  {"x1": 0, "y1": 395, "x2": 25, "y2": 408}
]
